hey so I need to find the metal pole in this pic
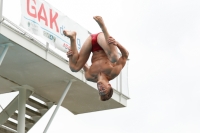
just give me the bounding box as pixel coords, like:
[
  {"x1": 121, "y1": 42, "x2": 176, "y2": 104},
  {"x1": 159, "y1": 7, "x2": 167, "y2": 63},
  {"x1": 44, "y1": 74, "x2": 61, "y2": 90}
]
[
  {"x1": 43, "y1": 79, "x2": 75, "y2": 133},
  {"x1": 0, "y1": 45, "x2": 9, "y2": 65},
  {"x1": 17, "y1": 88, "x2": 26, "y2": 133}
]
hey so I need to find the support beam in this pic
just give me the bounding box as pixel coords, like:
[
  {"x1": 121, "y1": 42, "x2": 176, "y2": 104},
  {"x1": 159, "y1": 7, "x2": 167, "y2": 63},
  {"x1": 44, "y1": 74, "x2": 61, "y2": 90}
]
[
  {"x1": 0, "y1": 86, "x2": 33, "y2": 125},
  {"x1": 12, "y1": 85, "x2": 34, "y2": 133},
  {"x1": 17, "y1": 88, "x2": 26, "y2": 133},
  {"x1": 0, "y1": 96, "x2": 18, "y2": 125},
  {"x1": 0, "y1": 45, "x2": 8, "y2": 65},
  {"x1": 43, "y1": 79, "x2": 76, "y2": 133},
  {"x1": 0, "y1": 43, "x2": 13, "y2": 66}
]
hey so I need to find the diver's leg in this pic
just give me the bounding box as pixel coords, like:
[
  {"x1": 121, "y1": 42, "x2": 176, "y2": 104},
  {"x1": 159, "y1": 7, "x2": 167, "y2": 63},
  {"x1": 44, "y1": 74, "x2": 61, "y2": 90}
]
[
  {"x1": 93, "y1": 16, "x2": 119, "y2": 63},
  {"x1": 64, "y1": 30, "x2": 92, "y2": 72}
]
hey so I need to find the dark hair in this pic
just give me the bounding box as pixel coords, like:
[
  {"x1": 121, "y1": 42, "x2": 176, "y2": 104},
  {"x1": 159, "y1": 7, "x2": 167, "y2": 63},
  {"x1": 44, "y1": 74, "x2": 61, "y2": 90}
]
[{"x1": 100, "y1": 87, "x2": 113, "y2": 101}]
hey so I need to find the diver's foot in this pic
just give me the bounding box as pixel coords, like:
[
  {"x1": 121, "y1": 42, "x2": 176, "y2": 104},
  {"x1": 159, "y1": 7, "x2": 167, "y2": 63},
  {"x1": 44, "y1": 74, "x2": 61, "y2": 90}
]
[
  {"x1": 93, "y1": 16, "x2": 106, "y2": 29},
  {"x1": 63, "y1": 30, "x2": 76, "y2": 40}
]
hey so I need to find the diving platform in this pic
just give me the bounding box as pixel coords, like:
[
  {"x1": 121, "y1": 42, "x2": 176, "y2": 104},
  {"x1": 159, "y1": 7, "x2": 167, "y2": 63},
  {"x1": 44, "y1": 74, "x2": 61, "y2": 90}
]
[
  {"x1": 0, "y1": 0, "x2": 129, "y2": 133},
  {"x1": 0, "y1": 16, "x2": 129, "y2": 132}
]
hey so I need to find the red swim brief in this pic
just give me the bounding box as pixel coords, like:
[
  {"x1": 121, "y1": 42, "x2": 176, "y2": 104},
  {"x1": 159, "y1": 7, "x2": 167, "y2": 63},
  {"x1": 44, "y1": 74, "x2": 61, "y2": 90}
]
[{"x1": 91, "y1": 32, "x2": 103, "y2": 52}]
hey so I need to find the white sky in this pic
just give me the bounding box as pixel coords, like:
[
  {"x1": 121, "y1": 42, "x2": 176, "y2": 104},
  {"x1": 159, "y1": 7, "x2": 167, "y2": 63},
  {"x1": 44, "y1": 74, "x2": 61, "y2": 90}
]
[{"x1": 1, "y1": 0, "x2": 200, "y2": 133}]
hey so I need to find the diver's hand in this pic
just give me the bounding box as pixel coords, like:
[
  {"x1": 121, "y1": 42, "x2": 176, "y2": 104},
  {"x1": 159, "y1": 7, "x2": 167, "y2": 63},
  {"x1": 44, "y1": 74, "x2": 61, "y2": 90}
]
[
  {"x1": 66, "y1": 49, "x2": 73, "y2": 58},
  {"x1": 108, "y1": 36, "x2": 118, "y2": 46}
]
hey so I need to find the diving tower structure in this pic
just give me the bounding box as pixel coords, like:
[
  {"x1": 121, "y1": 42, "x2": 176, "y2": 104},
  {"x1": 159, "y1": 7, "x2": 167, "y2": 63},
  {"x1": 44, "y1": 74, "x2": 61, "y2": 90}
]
[{"x1": 0, "y1": 0, "x2": 130, "y2": 132}]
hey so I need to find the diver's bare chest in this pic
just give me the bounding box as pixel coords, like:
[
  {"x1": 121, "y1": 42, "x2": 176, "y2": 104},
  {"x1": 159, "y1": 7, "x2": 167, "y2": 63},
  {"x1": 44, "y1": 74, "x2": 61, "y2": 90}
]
[{"x1": 89, "y1": 60, "x2": 113, "y2": 77}]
